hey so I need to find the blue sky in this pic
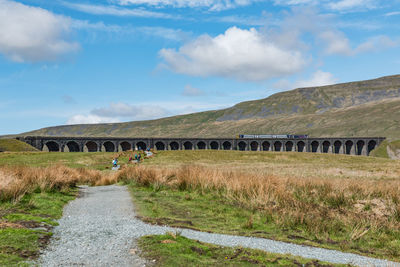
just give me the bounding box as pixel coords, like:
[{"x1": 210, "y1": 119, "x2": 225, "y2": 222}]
[{"x1": 1, "y1": 0, "x2": 400, "y2": 135}]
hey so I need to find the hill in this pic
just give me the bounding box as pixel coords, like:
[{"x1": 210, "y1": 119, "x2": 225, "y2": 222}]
[
  {"x1": 0, "y1": 139, "x2": 38, "y2": 152},
  {"x1": 20, "y1": 74, "x2": 400, "y2": 139}
]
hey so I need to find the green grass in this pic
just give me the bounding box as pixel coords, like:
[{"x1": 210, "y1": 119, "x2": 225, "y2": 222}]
[
  {"x1": 370, "y1": 140, "x2": 400, "y2": 159},
  {"x1": 142, "y1": 150, "x2": 400, "y2": 183},
  {"x1": 138, "y1": 234, "x2": 349, "y2": 267},
  {"x1": 370, "y1": 140, "x2": 389, "y2": 158},
  {"x1": 128, "y1": 182, "x2": 400, "y2": 262},
  {"x1": 0, "y1": 139, "x2": 38, "y2": 152},
  {"x1": 0, "y1": 190, "x2": 76, "y2": 266},
  {"x1": 0, "y1": 151, "x2": 126, "y2": 170},
  {"x1": 1, "y1": 150, "x2": 399, "y2": 264},
  {"x1": 389, "y1": 140, "x2": 400, "y2": 151}
]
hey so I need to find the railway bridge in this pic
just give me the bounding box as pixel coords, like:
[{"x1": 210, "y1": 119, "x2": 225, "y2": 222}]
[{"x1": 20, "y1": 136, "x2": 386, "y2": 156}]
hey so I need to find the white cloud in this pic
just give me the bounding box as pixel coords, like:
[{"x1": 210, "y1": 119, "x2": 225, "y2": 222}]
[
  {"x1": 354, "y1": 35, "x2": 398, "y2": 54},
  {"x1": 91, "y1": 102, "x2": 170, "y2": 120},
  {"x1": 137, "y1": 27, "x2": 190, "y2": 41},
  {"x1": 318, "y1": 30, "x2": 352, "y2": 56},
  {"x1": 385, "y1": 11, "x2": 400, "y2": 17},
  {"x1": 66, "y1": 101, "x2": 232, "y2": 124},
  {"x1": 71, "y1": 20, "x2": 189, "y2": 42},
  {"x1": 318, "y1": 31, "x2": 398, "y2": 56},
  {"x1": 182, "y1": 85, "x2": 205, "y2": 97},
  {"x1": 295, "y1": 70, "x2": 338, "y2": 88},
  {"x1": 0, "y1": 0, "x2": 79, "y2": 62},
  {"x1": 118, "y1": 0, "x2": 255, "y2": 11},
  {"x1": 274, "y1": 70, "x2": 338, "y2": 90},
  {"x1": 327, "y1": 0, "x2": 378, "y2": 11},
  {"x1": 67, "y1": 102, "x2": 171, "y2": 124},
  {"x1": 159, "y1": 26, "x2": 307, "y2": 81},
  {"x1": 67, "y1": 114, "x2": 120, "y2": 125},
  {"x1": 273, "y1": 0, "x2": 317, "y2": 5},
  {"x1": 62, "y1": 2, "x2": 174, "y2": 18}
]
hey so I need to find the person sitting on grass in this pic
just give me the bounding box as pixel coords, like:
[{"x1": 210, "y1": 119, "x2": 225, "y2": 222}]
[{"x1": 112, "y1": 158, "x2": 118, "y2": 167}]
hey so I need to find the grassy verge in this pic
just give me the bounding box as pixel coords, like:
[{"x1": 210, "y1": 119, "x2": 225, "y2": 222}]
[
  {"x1": 129, "y1": 183, "x2": 400, "y2": 261},
  {"x1": 123, "y1": 159, "x2": 400, "y2": 262},
  {"x1": 0, "y1": 139, "x2": 38, "y2": 152},
  {"x1": 0, "y1": 190, "x2": 76, "y2": 266},
  {"x1": 138, "y1": 233, "x2": 349, "y2": 266}
]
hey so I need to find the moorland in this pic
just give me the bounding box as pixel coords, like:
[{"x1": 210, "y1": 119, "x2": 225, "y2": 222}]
[{"x1": 1, "y1": 148, "x2": 399, "y2": 266}]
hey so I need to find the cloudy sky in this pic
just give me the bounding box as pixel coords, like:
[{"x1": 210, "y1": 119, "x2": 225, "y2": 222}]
[{"x1": 1, "y1": 0, "x2": 400, "y2": 134}]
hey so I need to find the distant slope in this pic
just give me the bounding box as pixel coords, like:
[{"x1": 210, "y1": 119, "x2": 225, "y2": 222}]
[
  {"x1": 0, "y1": 139, "x2": 38, "y2": 152},
  {"x1": 21, "y1": 75, "x2": 400, "y2": 139}
]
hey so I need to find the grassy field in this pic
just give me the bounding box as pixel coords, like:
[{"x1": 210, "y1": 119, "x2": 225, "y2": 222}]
[
  {"x1": 0, "y1": 150, "x2": 399, "y2": 264},
  {"x1": 0, "y1": 151, "x2": 143, "y2": 170},
  {"x1": 138, "y1": 233, "x2": 347, "y2": 266},
  {"x1": 0, "y1": 139, "x2": 38, "y2": 152},
  {"x1": 125, "y1": 151, "x2": 400, "y2": 261}
]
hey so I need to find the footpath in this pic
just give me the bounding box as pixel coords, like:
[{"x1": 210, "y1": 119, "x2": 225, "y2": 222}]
[{"x1": 37, "y1": 185, "x2": 399, "y2": 267}]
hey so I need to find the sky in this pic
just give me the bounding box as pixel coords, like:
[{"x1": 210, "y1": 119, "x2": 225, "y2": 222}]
[{"x1": 1, "y1": 0, "x2": 400, "y2": 135}]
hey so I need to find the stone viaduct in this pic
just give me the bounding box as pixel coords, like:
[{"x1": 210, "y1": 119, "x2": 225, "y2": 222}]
[{"x1": 20, "y1": 136, "x2": 385, "y2": 156}]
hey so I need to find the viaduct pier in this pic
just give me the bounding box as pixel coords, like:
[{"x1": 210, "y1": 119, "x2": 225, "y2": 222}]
[{"x1": 20, "y1": 136, "x2": 385, "y2": 156}]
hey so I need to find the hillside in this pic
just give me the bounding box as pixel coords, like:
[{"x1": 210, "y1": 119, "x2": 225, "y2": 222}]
[
  {"x1": 20, "y1": 74, "x2": 400, "y2": 139},
  {"x1": 0, "y1": 139, "x2": 38, "y2": 152}
]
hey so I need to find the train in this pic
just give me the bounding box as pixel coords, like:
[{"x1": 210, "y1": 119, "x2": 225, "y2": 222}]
[{"x1": 237, "y1": 134, "x2": 309, "y2": 139}]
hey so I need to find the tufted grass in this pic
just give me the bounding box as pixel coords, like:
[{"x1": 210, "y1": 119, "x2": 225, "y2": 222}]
[{"x1": 1, "y1": 150, "x2": 399, "y2": 262}]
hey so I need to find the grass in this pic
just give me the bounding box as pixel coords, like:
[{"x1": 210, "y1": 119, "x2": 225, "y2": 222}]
[
  {"x1": 127, "y1": 177, "x2": 400, "y2": 261},
  {"x1": 370, "y1": 139, "x2": 400, "y2": 159},
  {"x1": 1, "y1": 150, "x2": 400, "y2": 263},
  {"x1": 0, "y1": 139, "x2": 38, "y2": 152},
  {"x1": 0, "y1": 152, "x2": 114, "y2": 170},
  {"x1": 138, "y1": 233, "x2": 348, "y2": 266},
  {"x1": 370, "y1": 140, "x2": 389, "y2": 158},
  {"x1": 389, "y1": 140, "x2": 400, "y2": 150},
  {"x1": 0, "y1": 151, "x2": 148, "y2": 170},
  {"x1": 118, "y1": 151, "x2": 400, "y2": 261},
  {"x1": 141, "y1": 150, "x2": 400, "y2": 182},
  {"x1": 0, "y1": 190, "x2": 76, "y2": 266}
]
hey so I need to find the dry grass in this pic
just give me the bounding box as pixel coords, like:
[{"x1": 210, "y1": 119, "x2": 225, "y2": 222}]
[
  {"x1": 0, "y1": 165, "x2": 105, "y2": 202},
  {"x1": 2, "y1": 156, "x2": 400, "y2": 249},
  {"x1": 2, "y1": 163, "x2": 400, "y2": 231},
  {"x1": 113, "y1": 164, "x2": 400, "y2": 237}
]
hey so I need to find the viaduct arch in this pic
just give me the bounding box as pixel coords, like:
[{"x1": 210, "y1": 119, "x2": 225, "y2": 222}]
[{"x1": 20, "y1": 136, "x2": 385, "y2": 156}]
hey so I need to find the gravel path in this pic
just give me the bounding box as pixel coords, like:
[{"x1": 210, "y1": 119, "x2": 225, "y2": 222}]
[{"x1": 37, "y1": 185, "x2": 399, "y2": 267}]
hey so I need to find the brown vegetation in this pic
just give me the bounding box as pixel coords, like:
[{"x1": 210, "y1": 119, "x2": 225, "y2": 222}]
[
  {"x1": 115, "y1": 165, "x2": 400, "y2": 235},
  {"x1": 0, "y1": 165, "x2": 103, "y2": 202},
  {"x1": 2, "y1": 163, "x2": 400, "y2": 242}
]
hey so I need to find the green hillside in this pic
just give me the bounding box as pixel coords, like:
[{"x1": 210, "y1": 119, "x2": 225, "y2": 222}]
[
  {"x1": 20, "y1": 74, "x2": 400, "y2": 139},
  {"x1": 0, "y1": 139, "x2": 38, "y2": 152}
]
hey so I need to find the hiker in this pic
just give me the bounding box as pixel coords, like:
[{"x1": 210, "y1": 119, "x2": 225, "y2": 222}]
[
  {"x1": 112, "y1": 158, "x2": 118, "y2": 167},
  {"x1": 137, "y1": 154, "x2": 141, "y2": 163},
  {"x1": 128, "y1": 155, "x2": 133, "y2": 162}
]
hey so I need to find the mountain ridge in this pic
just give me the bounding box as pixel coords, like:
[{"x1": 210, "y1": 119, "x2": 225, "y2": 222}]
[{"x1": 18, "y1": 74, "x2": 400, "y2": 140}]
